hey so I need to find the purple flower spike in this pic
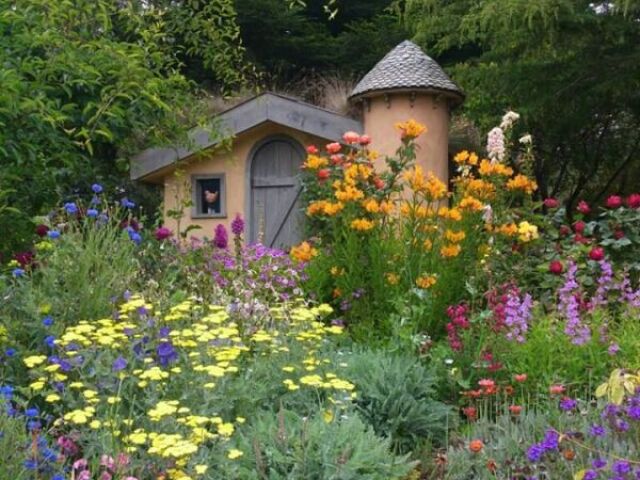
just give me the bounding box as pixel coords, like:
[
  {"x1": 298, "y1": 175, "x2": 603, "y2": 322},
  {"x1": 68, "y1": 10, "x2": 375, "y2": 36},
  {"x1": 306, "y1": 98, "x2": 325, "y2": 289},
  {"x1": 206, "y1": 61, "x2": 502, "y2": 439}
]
[
  {"x1": 214, "y1": 224, "x2": 229, "y2": 248},
  {"x1": 231, "y1": 214, "x2": 245, "y2": 236}
]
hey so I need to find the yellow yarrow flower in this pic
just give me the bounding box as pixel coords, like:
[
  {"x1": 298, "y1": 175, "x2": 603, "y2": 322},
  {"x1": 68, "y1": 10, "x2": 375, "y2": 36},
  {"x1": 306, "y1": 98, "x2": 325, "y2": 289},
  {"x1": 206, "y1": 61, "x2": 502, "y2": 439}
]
[{"x1": 227, "y1": 449, "x2": 244, "y2": 460}]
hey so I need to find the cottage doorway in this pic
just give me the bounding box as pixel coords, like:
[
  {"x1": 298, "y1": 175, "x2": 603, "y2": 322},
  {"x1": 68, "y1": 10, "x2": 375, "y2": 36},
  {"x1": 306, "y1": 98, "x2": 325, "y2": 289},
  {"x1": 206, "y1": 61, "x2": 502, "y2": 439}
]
[{"x1": 248, "y1": 135, "x2": 305, "y2": 248}]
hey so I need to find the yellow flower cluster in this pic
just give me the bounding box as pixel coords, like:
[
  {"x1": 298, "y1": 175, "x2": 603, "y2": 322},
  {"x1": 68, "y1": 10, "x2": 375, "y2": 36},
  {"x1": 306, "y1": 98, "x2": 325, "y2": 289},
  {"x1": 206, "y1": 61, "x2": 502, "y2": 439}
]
[
  {"x1": 290, "y1": 241, "x2": 318, "y2": 263},
  {"x1": 415, "y1": 275, "x2": 437, "y2": 289},
  {"x1": 403, "y1": 166, "x2": 447, "y2": 201},
  {"x1": 395, "y1": 119, "x2": 427, "y2": 139},
  {"x1": 507, "y1": 174, "x2": 538, "y2": 195},
  {"x1": 306, "y1": 200, "x2": 344, "y2": 216},
  {"x1": 458, "y1": 196, "x2": 484, "y2": 212},
  {"x1": 22, "y1": 295, "x2": 348, "y2": 479},
  {"x1": 303, "y1": 154, "x2": 329, "y2": 170},
  {"x1": 351, "y1": 218, "x2": 375, "y2": 231},
  {"x1": 517, "y1": 221, "x2": 539, "y2": 242},
  {"x1": 444, "y1": 230, "x2": 466, "y2": 243},
  {"x1": 453, "y1": 150, "x2": 479, "y2": 166},
  {"x1": 441, "y1": 244, "x2": 462, "y2": 258},
  {"x1": 479, "y1": 159, "x2": 514, "y2": 177}
]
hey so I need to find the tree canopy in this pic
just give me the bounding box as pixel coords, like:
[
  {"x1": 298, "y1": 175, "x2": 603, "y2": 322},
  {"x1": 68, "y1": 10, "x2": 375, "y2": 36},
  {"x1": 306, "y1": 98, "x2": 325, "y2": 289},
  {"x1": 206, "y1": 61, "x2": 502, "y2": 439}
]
[{"x1": 402, "y1": 0, "x2": 640, "y2": 207}]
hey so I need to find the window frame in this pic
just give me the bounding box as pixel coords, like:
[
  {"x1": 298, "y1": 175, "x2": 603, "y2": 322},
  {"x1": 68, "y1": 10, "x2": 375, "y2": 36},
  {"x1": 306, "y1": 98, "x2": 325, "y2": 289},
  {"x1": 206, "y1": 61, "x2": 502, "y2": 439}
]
[{"x1": 191, "y1": 173, "x2": 227, "y2": 219}]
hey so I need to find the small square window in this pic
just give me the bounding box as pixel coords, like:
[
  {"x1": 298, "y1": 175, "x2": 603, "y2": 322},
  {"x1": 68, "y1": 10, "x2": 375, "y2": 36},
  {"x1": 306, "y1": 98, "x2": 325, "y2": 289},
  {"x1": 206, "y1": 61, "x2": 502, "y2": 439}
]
[{"x1": 192, "y1": 174, "x2": 226, "y2": 218}]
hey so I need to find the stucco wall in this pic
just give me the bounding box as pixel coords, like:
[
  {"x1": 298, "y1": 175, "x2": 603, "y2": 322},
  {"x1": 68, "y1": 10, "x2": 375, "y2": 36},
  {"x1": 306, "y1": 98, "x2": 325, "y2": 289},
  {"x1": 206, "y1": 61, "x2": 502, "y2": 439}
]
[
  {"x1": 160, "y1": 122, "x2": 329, "y2": 239},
  {"x1": 362, "y1": 93, "x2": 450, "y2": 183}
]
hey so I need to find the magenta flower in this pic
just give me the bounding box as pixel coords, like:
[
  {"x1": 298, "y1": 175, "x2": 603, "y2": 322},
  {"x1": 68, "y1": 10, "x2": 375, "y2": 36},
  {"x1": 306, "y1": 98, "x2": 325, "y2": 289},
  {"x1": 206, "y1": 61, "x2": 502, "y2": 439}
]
[
  {"x1": 231, "y1": 214, "x2": 245, "y2": 236},
  {"x1": 214, "y1": 224, "x2": 228, "y2": 248},
  {"x1": 154, "y1": 226, "x2": 173, "y2": 241}
]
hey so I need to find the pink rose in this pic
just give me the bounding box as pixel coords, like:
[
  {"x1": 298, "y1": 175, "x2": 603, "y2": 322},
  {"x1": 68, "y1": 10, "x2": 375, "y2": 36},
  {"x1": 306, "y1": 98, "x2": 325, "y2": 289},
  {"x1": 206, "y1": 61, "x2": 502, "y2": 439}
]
[
  {"x1": 342, "y1": 131, "x2": 360, "y2": 144},
  {"x1": 605, "y1": 195, "x2": 622, "y2": 209},
  {"x1": 577, "y1": 200, "x2": 591, "y2": 214}
]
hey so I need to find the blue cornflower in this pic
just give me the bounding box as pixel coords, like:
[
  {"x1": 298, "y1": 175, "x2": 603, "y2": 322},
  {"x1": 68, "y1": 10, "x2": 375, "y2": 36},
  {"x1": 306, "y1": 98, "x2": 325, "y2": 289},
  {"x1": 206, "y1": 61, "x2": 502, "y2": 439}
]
[
  {"x1": 0, "y1": 385, "x2": 14, "y2": 398},
  {"x1": 90, "y1": 195, "x2": 101, "y2": 206},
  {"x1": 91, "y1": 183, "x2": 103, "y2": 194},
  {"x1": 559, "y1": 397, "x2": 578, "y2": 411},
  {"x1": 12, "y1": 268, "x2": 25, "y2": 278},
  {"x1": 47, "y1": 230, "x2": 61, "y2": 239},
  {"x1": 23, "y1": 459, "x2": 38, "y2": 470},
  {"x1": 27, "y1": 420, "x2": 42, "y2": 431},
  {"x1": 121, "y1": 197, "x2": 136, "y2": 208},
  {"x1": 156, "y1": 341, "x2": 177, "y2": 366},
  {"x1": 42, "y1": 316, "x2": 53, "y2": 327},
  {"x1": 44, "y1": 336, "x2": 56, "y2": 348},
  {"x1": 52, "y1": 475, "x2": 65, "y2": 480},
  {"x1": 86, "y1": 208, "x2": 99, "y2": 218},
  {"x1": 4, "y1": 348, "x2": 16, "y2": 357},
  {"x1": 583, "y1": 471, "x2": 598, "y2": 480},
  {"x1": 63, "y1": 202, "x2": 78, "y2": 215},
  {"x1": 129, "y1": 231, "x2": 142, "y2": 245},
  {"x1": 42, "y1": 448, "x2": 58, "y2": 462},
  {"x1": 25, "y1": 407, "x2": 39, "y2": 417},
  {"x1": 589, "y1": 424, "x2": 606, "y2": 437},
  {"x1": 112, "y1": 356, "x2": 127, "y2": 372}
]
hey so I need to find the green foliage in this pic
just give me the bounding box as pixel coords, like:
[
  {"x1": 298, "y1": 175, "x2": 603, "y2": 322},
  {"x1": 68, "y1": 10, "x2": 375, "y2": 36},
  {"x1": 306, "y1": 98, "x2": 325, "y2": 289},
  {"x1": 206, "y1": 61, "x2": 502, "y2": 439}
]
[
  {"x1": 0, "y1": 204, "x2": 139, "y2": 353},
  {"x1": 232, "y1": 409, "x2": 416, "y2": 479},
  {"x1": 345, "y1": 350, "x2": 455, "y2": 453},
  {"x1": 0, "y1": 0, "x2": 244, "y2": 254}
]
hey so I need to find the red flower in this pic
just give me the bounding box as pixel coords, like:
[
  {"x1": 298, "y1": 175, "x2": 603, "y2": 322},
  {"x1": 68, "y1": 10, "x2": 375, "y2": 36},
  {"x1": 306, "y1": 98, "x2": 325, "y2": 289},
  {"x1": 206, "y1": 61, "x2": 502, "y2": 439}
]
[
  {"x1": 469, "y1": 439, "x2": 484, "y2": 453},
  {"x1": 35, "y1": 224, "x2": 49, "y2": 237},
  {"x1": 549, "y1": 260, "x2": 564, "y2": 275},
  {"x1": 373, "y1": 177, "x2": 385, "y2": 190},
  {"x1": 573, "y1": 220, "x2": 585, "y2": 234},
  {"x1": 589, "y1": 246, "x2": 605, "y2": 261},
  {"x1": 14, "y1": 251, "x2": 34, "y2": 268},
  {"x1": 614, "y1": 230, "x2": 625, "y2": 240},
  {"x1": 605, "y1": 195, "x2": 622, "y2": 209},
  {"x1": 509, "y1": 405, "x2": 522, "y2": 416},
  {"x1": 626, "y1": 193, "x2": 640, "y2": 209},
  {"x1": 514, "y1": 373, "x2": 527, "y2": 383},
  {"x1": 462, "y1": 406, "x2": 477, "y2": 421},
  {"x1": 306, "y1": 145, "x2": 318, "y2": 154},
  {"x1": 543, "y1": 198, "x2": 559, "y2": 208},
  {"x1": 330, "y1": 154, "x2": 343, "y2": 166},
  {"x1": 358, "y1": 134, "x2": 371, "y2": 146},
  {"x1": 577, "y1": 200, "x2": 591, "y2": 214},
  {"x1": 549, "y1": 384, "x2": 565, "y2": 395},
  {"x1": 559, "y1": 225, "x2": 571, "y2": 237},
  {"x1": 342, "y1": 131, "x2": 360, "y2": 144},
  {"x1": 326, "y1": 142, "x2": 341, "y2": 154},
  {"x1": 317, "y1": 169, "x2": 331, "y2": 181}
]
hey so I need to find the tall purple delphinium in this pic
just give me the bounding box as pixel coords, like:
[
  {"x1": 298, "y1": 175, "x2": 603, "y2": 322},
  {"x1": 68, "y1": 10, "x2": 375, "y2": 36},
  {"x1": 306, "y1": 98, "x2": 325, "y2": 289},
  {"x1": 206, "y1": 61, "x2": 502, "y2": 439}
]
[
  {"x1": 213, "y1": 224, "x2": 228, "y2": 249},
  {"x1": 504, "y1": 291, "x2": 533, "y2": 343},
  {"x1": 558, "y1": 261, "x2": 591, "y2": 345}
]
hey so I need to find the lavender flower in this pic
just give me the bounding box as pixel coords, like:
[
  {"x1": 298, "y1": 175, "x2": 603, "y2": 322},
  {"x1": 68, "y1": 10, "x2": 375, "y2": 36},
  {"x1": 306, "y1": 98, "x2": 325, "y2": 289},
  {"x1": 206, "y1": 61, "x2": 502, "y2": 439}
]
[
  {"x1": 559, "y1": 397, "x2": 577, "y2": 411},
  {"x1": 112, "y1": 357, "x2": 127, "y2": 372},
  {"x1": 504, "y1": 291, "x2": 532, "y2": 343},
  {"x1": 558, "y1": 261, "x2": 591, "y2": 345},
  {"x1": 608, "y1": 342, "x2": 620, "y2": 355},
  {"x1": 589, "y1": 424, "x2": 606, "y2": 437},
  {"x1": 592, "y1": 260, "x2": 614, "y2": 308}
]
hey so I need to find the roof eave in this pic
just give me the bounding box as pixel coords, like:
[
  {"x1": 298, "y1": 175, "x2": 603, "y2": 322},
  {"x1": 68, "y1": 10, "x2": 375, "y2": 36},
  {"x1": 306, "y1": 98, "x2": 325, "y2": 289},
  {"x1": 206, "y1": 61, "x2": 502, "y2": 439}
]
[{"x1": 349, "y1": 86, "x2": 465, "y2": 108}]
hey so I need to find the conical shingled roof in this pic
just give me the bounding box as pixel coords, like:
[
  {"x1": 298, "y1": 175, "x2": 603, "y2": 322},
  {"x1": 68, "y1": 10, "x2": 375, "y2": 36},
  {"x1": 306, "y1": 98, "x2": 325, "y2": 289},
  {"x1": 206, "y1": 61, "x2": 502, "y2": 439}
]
[{"x1": 350, "y1": 40, "x2": 464, "y2": 104}]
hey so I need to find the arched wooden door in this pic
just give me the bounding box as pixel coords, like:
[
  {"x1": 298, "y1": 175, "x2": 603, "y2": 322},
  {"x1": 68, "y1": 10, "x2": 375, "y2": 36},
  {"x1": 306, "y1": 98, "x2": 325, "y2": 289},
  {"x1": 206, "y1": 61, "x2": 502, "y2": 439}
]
[{"x1": 248, "y1": 136, "x2": 305, "y2": 248}]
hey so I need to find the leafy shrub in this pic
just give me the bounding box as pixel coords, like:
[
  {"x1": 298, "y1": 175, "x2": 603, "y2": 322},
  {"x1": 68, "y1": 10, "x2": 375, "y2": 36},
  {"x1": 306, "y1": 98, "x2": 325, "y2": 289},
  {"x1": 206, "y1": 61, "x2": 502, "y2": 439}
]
[
  {"x1": 345, "y1": 350, "x2": 454, "y2": 453},
  {"x1": 231, "y1": 409, "x2": 415, "y2": 480}
]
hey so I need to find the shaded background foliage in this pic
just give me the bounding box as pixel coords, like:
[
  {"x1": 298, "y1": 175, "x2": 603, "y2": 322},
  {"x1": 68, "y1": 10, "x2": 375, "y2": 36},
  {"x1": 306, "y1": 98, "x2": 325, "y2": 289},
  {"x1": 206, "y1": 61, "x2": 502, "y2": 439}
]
[{"x1": 2, "y1": 0, "x2": 640, "y2": 257}]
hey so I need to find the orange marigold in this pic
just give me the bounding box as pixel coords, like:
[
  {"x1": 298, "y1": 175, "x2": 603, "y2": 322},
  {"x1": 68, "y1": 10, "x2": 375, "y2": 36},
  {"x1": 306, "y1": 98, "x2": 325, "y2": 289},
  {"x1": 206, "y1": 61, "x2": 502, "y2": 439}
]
[
  {"x1": 458, "y1": 196, "x2": 484, "y2": 212},
  {"x1": 395, "y1": 119, "x2": 427, "y2": 139},
  {"x1": 441, "y1": 244, "x2": 462, "y2": 258},
  {"x1": 479, "y1": 159, "x2": 513, "y2": 177},
  {"x1": 445, "y1": 230, "x2": 466, "y2": 243},
  {"x1": 350, "y1": 218, "x2": 375, "y2": 231},
  {"x1": 497, "y1": 223, "x2": 518, "y2": 236},
  {"x1": 416, "y1": 275, "x2": 437, "y2": 289},
  {"x1": 438, "y1": 207, "x2": 463, "y2": 221},
  {"x1": 335, "y1": 186, "x2": 364, "y2": 202},
  {"x1": 290, "y1": 241, "x2": 318, "y2": 263},
  {"x1": 362, "y1": 198, "x2": 380, "y2": 213},
  {"x1": 507, "y1": 174, "x2": 538, "y2": 195}
]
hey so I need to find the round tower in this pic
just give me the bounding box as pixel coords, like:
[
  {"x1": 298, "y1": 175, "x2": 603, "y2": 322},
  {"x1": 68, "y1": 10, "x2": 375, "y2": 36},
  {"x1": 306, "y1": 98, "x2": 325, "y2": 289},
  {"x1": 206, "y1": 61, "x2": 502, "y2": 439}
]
[{"x1": 349, "y1": 40, "x2": 464, "y2": 183}]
